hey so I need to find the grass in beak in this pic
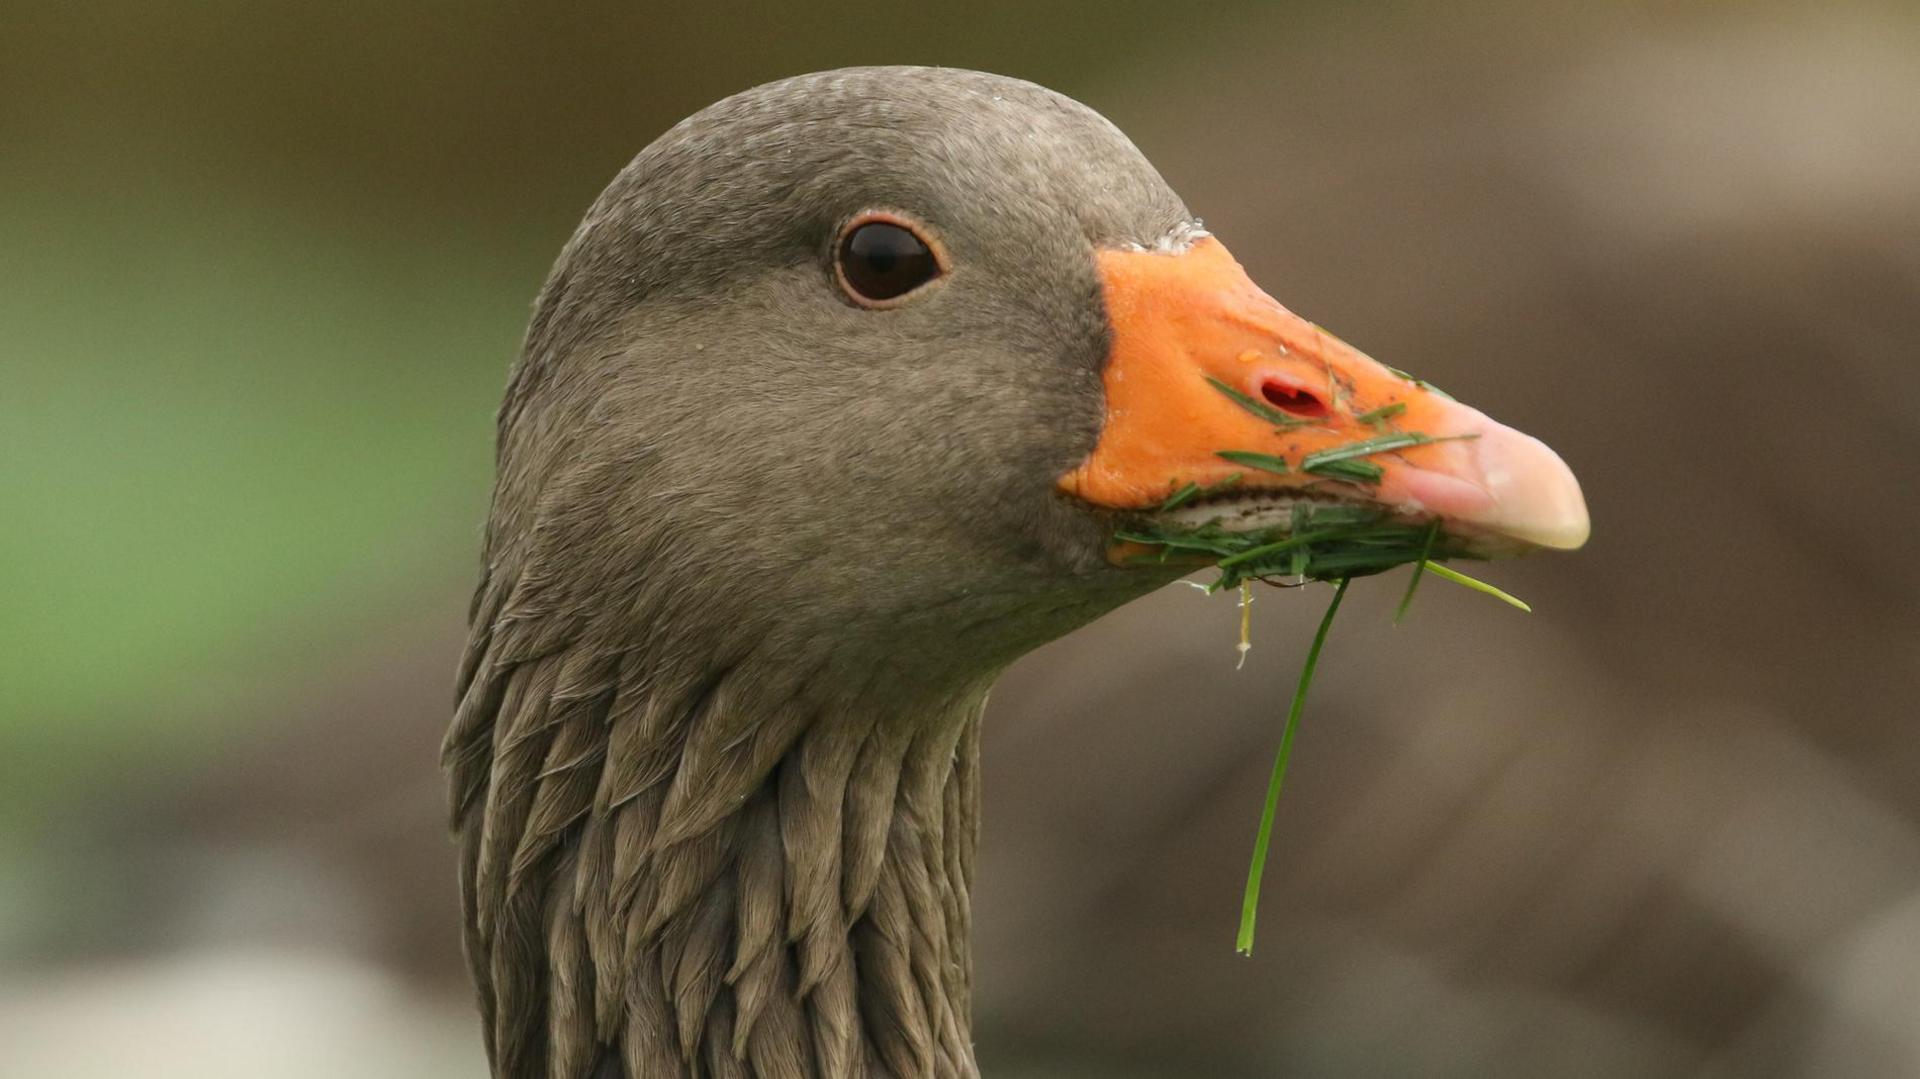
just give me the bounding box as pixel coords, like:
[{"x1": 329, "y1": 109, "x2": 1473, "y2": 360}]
[
  {"x1": 1122, "y1": 501, "x2": 1533, "y2": 956},
  {"x1": 1235, "y1": 576, "x2": 1350, "y2": 955},
  {"x1": 1300, "y1": 432, "x2": 1478, "y2": 485},
  {"x1": 1423, "y1": 562, "x2": 1532, "y2": 612},
  {"x1": 1158, "y1": 473, "x2": 1242, "y2": 513},
  {"x1": 1205, "y1": 375, "x2": 1316, "y2": 430},
  {"x1": 1120, "y1": 378, "x2": 1545, "y2": 954},
  {"x1": 1355, "y1": 401, "x2": 1407, "y2": 427},
  {"x1": 1301, "y1": 457, "x2": 1384, "y2": 484},
  {"x1": 1386, "y1": 364, "x2": 1457, "y2": 402},
  {"x1": 1393, "y1": 521, "x2": 1440, "y2": 624},
  {"x1": 1215, "y1": 450, "x2": 1292, "y2": 475},
  {"x1": 1304, "y1": 431, "x2": 1447, "y2": 466}
]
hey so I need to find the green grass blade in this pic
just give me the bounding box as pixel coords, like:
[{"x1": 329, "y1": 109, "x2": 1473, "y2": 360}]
[
  {"x1": 1394, "y1": 521, "x2": 1440, "y2": 624},
  {"x1": 1236, "y1": 576, "x2": 1351, "y2": 956},
  {"x1": 1160, "y1": 473, "x2": 1246, "y2": 513},
  {"x1": 1205, "y1": 376, "x2": 1313, "y2": 429},
  {"x1": 1214, "y1": 526, "x2": 1373, "y2": 569},
  {"x1": 1114, "y1": 531, "x2": 1241, "y2": 554},
  {"x1": 1214, "y1": 450, "x2": 1290, "y2": 475},
  {"x1": 1385, "y1": 365, "x2": 1456, "y2": 401},
  {"x1": 1288, "y1": 504, "x2": 1310, "y2": 576},
  {"x1": 1301, "y1": 458, "x2": 1383, "y2": 484},
  {"x1": 1354, "y1": 401, "x2": 1407, "y2": 426},
  {"x1": 1301, "y1": 432, "x2": 1430, "y2": 467},
  {"x1": 1424, "y1": 562, "x2": 1532, "y2": 612},
  {"x1": 1301, "y1": 432, "x2": 1478, "y2": 485},
  {"x1": 1157, "y1": 481, "x2": 1201, "y2": 512}
]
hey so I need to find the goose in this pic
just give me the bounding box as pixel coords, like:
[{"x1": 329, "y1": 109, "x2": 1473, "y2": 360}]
[{"x1": 444, "y1": 65, "x2": 1589, "y2": 1079}]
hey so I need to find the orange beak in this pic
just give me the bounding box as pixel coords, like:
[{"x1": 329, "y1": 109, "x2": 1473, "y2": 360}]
[{"x1": 1059, "y1": 236, "x2": 1590, "y2": 554}]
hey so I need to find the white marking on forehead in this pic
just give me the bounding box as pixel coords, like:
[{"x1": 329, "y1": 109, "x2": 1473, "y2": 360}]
[{"x1": 1118, "y1": 219, "x2": 1211, "y2": 254}]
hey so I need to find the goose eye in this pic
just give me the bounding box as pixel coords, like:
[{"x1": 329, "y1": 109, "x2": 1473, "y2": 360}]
[{"x1": 837, "y1": 217, "x2": 941, "y2": 304}]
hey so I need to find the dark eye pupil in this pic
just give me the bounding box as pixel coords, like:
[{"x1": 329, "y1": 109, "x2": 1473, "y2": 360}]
[{"x1": 840, "y1": 221, "x2": 938, "y2": 301}]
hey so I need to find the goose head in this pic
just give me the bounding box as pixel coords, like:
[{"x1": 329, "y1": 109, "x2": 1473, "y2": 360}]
[{"x1": 449, "y1": 66, "x2": 1587, "y2": 1079}]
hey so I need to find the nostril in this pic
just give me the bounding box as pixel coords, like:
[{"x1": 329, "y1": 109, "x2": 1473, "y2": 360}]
[{"x1": 1260, "y1": 378, "x2": 1328, "y2": 418}]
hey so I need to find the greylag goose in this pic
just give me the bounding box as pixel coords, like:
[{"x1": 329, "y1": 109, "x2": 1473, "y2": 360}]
[{"x1": 445, "y1": 65, "x2": 1588, "y2": 1079}]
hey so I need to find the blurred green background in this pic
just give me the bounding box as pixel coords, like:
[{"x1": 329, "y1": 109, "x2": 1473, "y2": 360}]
[
  {"x1": 5, "y1": 3, "x2": 1919, "y2": 1077},
  {"x1": 0, "y1": 0, "x2": 1212, "y2": 804}
]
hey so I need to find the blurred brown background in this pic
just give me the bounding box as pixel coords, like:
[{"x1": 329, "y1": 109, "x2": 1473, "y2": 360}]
[{"x1": 4, "y1": 3, "x2": 1917, "y2": 1076}]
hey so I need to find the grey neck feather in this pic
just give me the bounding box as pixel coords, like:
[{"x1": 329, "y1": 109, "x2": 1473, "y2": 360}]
[
  {"x1": 446, "y1": 551, "x2": 1138, "y2": 1078},
  {"x1": 448, "y1": 566, "x2": 1024, "y2": 1078}
]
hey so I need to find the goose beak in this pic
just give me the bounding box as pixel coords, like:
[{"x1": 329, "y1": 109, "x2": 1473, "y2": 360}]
[{"x1": 1057, "y1": 236, "x2": 1590, "y2": 553}]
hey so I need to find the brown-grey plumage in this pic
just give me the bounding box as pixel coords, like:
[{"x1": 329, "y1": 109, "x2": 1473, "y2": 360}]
[{"x1": 448, "y1": 67, "x2": 1196, "y2": 1078}]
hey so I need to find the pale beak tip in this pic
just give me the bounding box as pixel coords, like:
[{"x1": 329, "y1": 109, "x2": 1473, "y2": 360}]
[{"x1": 1474, "y1": 427, "x2": 1591, "y2": 551}]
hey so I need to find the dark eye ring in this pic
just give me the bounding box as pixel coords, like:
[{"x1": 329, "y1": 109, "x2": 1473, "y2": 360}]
[{"x1": 835, "y1": 212, "x2": 946, "y2": 307}]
